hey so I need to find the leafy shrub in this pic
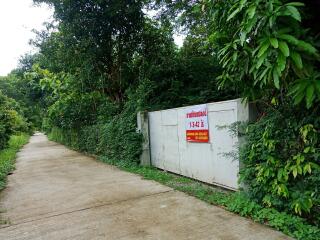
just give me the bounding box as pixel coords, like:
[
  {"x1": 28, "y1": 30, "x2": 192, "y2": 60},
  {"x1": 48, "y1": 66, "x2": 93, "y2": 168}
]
[
  {"x1": 0, "y1": 93, "x2": 13, "y2": 150},
  {"x1": 0, "y1": 113, "x2": 12, "y2": 151},
  {"x1": 78, "y1": 125, "x2": 102, "y2": 154},
  {"x1": 0, "y1": 91, "x2": 30, "y2": 150},
  {"x1": 226, "y1": 193, "x2": 320, "y2": 240},
  {"x1": 48, "y1": 94, "x2": 142, "y2": 165},
  {"x1": 240, "y1": 105, "x2": 320, "y2": 226},
  {"x1": 48, "y1": 127, "x2": 79, "y2": 149},
  {"x1": 47, "y1": 92, "x2": 107, "y2": 129},
  {"x1": 208, "y1": 0, "x2": 320, "y2": 109},
  {"x1": 6, "y1": 110, "x2": 30, "y2": 134},
  {"x1": 98, "y1": 104, "x2": 142, "y2": 164},
  {"x1": 0, "y1": 134, "x2": 30, "y2": 190},
  {"x1": 0, "y1": 88, "x2": 31, "y2": 150}
]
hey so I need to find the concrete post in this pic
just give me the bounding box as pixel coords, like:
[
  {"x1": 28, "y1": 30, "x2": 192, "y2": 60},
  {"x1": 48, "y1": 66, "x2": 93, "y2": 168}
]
[{"x1": 137, "y1": 111, "x2": 151, "y2": 166}]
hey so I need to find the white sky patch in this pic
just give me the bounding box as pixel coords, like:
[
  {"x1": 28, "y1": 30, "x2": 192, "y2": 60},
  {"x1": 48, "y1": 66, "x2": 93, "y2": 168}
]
[
  {"x1": 174, "y1": 34, "x2": 185, "y2": 47},
  {"x1": 143, "y1": 8, "x2": 185, "y2": 48},
  {"x1": 0, "y1": 0, "x2": 53, "y2": 76}
]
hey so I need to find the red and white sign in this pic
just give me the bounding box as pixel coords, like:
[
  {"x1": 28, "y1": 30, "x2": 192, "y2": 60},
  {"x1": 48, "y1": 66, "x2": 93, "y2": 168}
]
[{"x1": 185, "y1": 104, "x2": 209, "y2": 143}]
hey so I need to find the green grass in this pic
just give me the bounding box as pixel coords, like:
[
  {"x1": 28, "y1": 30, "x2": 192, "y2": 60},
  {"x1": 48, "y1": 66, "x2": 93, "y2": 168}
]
[
  {"x1": 99, "y1": 157, "x2": 320, "y2": 240},
  {"x1": 0, "y1": 134, "x2": 30, "y2": 190}
]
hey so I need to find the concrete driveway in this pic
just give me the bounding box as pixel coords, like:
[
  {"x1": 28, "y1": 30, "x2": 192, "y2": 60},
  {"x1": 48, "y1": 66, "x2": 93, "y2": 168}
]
[{"x1": 0, "y1": 133, "x2": 290, "y2": 240}]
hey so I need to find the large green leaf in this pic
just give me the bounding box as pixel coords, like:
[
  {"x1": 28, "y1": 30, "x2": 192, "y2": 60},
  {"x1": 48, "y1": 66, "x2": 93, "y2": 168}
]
[
  {"x1": 285, "y1": 6, "x2": 301, "y2": 22},
  {"x1": 277, "y1": 34, "x2": 299, "y2": 45},
  {"x1": 288, "y1": 81, "x2": 308, "y2": 96},
  {"x1": 240, "y1": 32, "x2": 247, "y2": 46},
  {"x1": 258, "y1": 41, "x2": 270, "y2": 57},
  {"x1": 293, "y1": 92, "x2": 304, "y2": 105},
  {"x1": 279, "y1": 41, "x2": 290, "y2": 57},
  {"x1": 285, "y1": 2, "x2": 305, "y2": 7},
  {"x1": 240, "y1": 0, "x2": 248, "y2": 7},
  {"x1": 244, "y1": 17, "x2": 257, "y2": 32},
  {"x1": 256, "y1": 52, "x2": 268, "y2": 69},
  {"x1": 247, "y1": 5, "x2": 256, "y2": 19},
  {"x1": 270, "y1": 38, "x2": 279, "y2": 48},
  {"x1": 291, "y1": 51, "x2": 303, "y2": 69},
  {"x1": 305, "y1": 84, "x2": 315, "y2": 108},
  {"x1": 227, "y1": 8, "x2": 240, "y2": 22},
  {"x1": 297, "y1": 40, "x2": 318, "y2": 55},
  {"x1": 273, "y1": 68, "x2": 280, "y2": 89},
  {"x1": 258, "y1": 67, "x2": 270, "y2": 83},
  {"x1": 277, "y1": 52, "x2": 287, "y2": 72},
  {"x1": 289, "y1": 80, "x2": 309, "y2": 105}
]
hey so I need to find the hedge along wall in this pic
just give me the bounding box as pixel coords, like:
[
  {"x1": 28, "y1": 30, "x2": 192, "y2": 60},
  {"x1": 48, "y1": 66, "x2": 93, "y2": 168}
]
[{"x1": 48, "y1": 106, "x2": 142, "y2": 165}]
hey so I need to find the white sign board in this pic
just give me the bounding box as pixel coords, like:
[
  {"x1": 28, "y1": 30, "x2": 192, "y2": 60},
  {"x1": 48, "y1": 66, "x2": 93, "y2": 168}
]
[{"x1": 185, "y1": 104, "x2": 209, "y2": 142}]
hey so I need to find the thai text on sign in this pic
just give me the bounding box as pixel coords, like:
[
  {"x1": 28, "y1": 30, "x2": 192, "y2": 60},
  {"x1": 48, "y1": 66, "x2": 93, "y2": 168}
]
[{"x1": 185, "y1": 104, "x2": 209, "y2": 142}]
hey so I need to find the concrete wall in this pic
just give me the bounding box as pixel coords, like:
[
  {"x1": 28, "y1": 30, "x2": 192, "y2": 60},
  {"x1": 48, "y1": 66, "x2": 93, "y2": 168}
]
[
  {"x1": 140, "y1": 99, "x2": 251, "y2": 190},
  {"x1": 137, "y1": 111, "x2": 151, "y2": 166}
]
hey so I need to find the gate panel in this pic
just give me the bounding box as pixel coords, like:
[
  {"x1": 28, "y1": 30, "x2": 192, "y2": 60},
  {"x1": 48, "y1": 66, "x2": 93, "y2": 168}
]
[{"x1": 147, "y1": 99, "x2": 249, "y2": 190}]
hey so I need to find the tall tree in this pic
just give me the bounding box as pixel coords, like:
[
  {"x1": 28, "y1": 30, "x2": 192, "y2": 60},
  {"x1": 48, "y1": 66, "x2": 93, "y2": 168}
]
[{"x1": 34, "y1": 0, "x2": 144, "y2": 101}]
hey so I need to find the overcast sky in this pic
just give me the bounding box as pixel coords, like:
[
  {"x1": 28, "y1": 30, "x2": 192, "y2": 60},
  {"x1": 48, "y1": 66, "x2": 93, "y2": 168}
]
[
  {"x1": 0, "y1": 0, "x2": 53, "y2": 76},
  {"x1": 0, "y1": 1, "x2": 184, "y2": 77}
]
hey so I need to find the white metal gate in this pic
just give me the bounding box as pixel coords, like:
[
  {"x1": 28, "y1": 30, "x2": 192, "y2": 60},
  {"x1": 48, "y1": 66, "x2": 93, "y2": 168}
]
[{"x1": 148, "y1": 99, "x2": 250, "y2": 190}]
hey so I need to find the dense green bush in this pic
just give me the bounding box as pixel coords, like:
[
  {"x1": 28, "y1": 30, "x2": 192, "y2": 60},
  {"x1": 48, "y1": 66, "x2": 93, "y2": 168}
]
[
  {"x1": 0, "y1": 67, "x2": 46, "y2": 130},
  {"x1": 0, "y1": 134, "x2": 30, "y2": 190},
  {"x1": 0, "y1": 91, "x2": 30, "y2": 150},
  {"x1": 47, "y1": 92, "x2": 107, "y2": 129},
  {"x1": 78, "y1": 125, "x2": 102, "y2": 154},
  {"x1": 6, "y1": 110, "x2": 30, "y2": 134},
  {"x1": 49, "y1": 127, "x2": 80, "y2": 149},
  {"x1": 240, "y1": 104, "x2": 320, "y2": 226},
  {"x1": 48, "y1": 96, "x2": 142, "y2": 165},
  {"x1": 0, "y1": 92, "x2": 13, "y2": 150},
  {"x1": 98, "y1": 104, "x2": 142, "y2": 164},
  {"x1": 207, "y1": 0, "x2": 320, "y2": 108},
  {"x1": 226, "y1": 193, "x2": 320, "y2": 240},
  {"x1": 0, "y1": 114, "x2": 12, "y2": 151}
]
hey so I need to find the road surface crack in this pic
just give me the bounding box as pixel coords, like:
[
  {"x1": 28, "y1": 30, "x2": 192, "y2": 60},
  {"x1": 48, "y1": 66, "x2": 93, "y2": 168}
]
[{"x1": 0, "y1": 189, "x2": 173, "y2": 230}]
